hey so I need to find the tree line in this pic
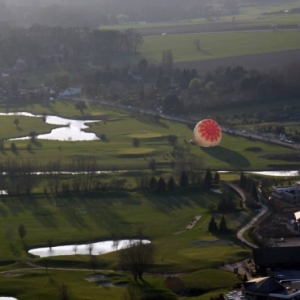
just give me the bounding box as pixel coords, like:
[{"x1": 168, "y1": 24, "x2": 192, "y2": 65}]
[{"x1": 0, "y1": 156, "x2": 221, "y2": 196}]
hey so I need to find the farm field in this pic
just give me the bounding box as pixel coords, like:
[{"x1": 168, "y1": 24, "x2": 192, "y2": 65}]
[
  {"x1": 0, "y1": 101, "x2": 299, "y2": 170},
  {"x1": 141, "y1": 31, "x2": 300, "y2": 64},
  {"x1": 102, "y1": 0, "x2": 300, "y2": 35}
]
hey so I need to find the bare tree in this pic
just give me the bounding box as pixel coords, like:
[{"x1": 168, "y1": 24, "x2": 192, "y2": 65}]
[
  {"x1": 89, "y1": 255, "x2": 98, "y2": 273},
  {"x1": 118, "y1": 241, "x2": 155, "y2": 281}
]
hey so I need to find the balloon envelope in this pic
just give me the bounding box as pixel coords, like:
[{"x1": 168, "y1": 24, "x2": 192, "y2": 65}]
[{"x1": 193, "y1": 119, "x2": 222, "y2": 147}]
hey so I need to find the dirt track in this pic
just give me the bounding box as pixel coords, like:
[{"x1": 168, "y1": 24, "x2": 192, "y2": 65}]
[{"x1": 175, "y1": 49, "x2": 300, "y2": 73}]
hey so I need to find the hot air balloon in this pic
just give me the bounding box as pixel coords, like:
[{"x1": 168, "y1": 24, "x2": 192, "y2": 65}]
[{"x1": 193, "y1": 119, "x2": 222, "y2": 147}]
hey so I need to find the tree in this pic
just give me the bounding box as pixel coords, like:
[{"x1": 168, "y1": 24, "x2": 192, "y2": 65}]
[
  {"x1": 251, "y1": 182, "x2": 258, "y2": 201},
  {"x1": 213, "y1": 172, "x2": 220, "y2": 184},
  {"x1": 75, "y1": 101, "x2": 87, "y2": 114},
  {"x1": 47, "y1": 239, "x2": 53, "y2": 250},
  {"x1": 10, "y1": 142, "x2": 17, "y2": 153},
  {"x1": 167, "y1": 134, "x2": 178, "y2": 146},
  {"x1": 239, "y1": 172, "x2": 246, "y2": 189},
  {"x1": 13, "y1": 118, "x2": 20, "y2": 128},
  {"x1": 194, "y1": 37, "x2": 201, "y2": 50},
  {"x1": 208, "y1": 216, "x2": 218, "y2": 232},
  {"x1": 203, "y1": 168, "x2": 213, "y2": 190},
  {"x1": 89, "y1": 255, "x2": 98, "y2": 273},
  {"x1": 161, "y1": 49, "x2": 173, "y2": 77},
  {"x1": 162, "y1": 95, "x2": 181, "y2": 115},
  {"x1": 148, "y1": 158, "x2": 156, "y2": 171},
  {"x1": 157, "y1": 177, "x2": 166, "y2": 192},
  {"x1": 29, "y1": 131, "x2": 38, "y2": 142},
  {"x1": 149, "y1": 176, "x2": 157, "y2": 191},
  {"x1": 18, "y1": 224, "x2": 27, "y2": 241},
  {"x1": 219, "y1": 215, "x2": 228, "y2": 233},
  {"x1": 132, "y1": 138, "x2": 140, "y2": 148},
  {"x1": 138, "y1": 58, "x2": 148, "y2": 76},
  {"x1": 180, "y1": 171, "x2": 188, "y2": 188},
  {"x1": 118, "y1": 241, "x2": 155, "y2": 281},
  {"x1": 58, "y1": 282, "x2": 70, "y2": 300},
  {"x1": 167, "y1": 176, "x2": 176, "y2": 191}
]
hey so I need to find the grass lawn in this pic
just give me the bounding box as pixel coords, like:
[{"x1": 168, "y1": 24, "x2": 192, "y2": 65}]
[
  {"x1": 141, "y1": 30, "x2": 300, "y2": 63},
  {"x1": 0, "y1": 189, "x2": 250, "y2": 269},
  {"x1": 0, "y1": 100, "x2": 299, "y2": 170},
  {"x1": 0, "y1": 268, "x2": 185, "y2": 300},
  {"x1": 0, "y1": 187, "x2": 250, "y2": 298}
]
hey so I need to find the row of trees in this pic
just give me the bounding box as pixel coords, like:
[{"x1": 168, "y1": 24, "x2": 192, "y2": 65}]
[
  {"x1": 208, "y1": 215, "x2": 228, "y2": 233},
  {"x1": 0, "y1": 156, "x2": 221, "y2": 195},
  {"x1": 239, "y1": 172, "x2": 259, "y2": 201}
]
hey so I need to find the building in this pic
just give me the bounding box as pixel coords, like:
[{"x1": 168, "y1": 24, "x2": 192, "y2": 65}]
[
  {"x1": 271, "y1": 183, "x2": 300, "y2": 204},
  {"x1": 253, "y1": 247, "x2": 300, "y2": 273},
  {"x1": 243, "y1": 277, "x2": 300, "y2": 300}
]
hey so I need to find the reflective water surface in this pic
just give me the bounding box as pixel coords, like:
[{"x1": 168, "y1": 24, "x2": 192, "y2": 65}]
[
  {"x1": 29, "y1": 239, "x2": 151, "y2": 257},
  {"x1": 0, "y1": 112, "x2": 99, "y2": 141}
]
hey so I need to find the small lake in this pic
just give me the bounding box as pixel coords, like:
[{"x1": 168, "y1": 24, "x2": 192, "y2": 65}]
[
  {"x1": 248, "y1": 171, "x2": 299, "y2": 177},
  {"x1": 0, "y1": 112, "x2": 99, "y2": 141},
  {"x1": 219, "y1": 170, "x2": 300, "y2": 177},
  {"x1": 29, "y1": 239, "x2": 150, "y2": 257}
]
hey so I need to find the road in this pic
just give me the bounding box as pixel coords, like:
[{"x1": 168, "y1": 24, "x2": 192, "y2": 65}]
[{"x1": 93, "y1": 99, "x2": 300, "y2": 151}]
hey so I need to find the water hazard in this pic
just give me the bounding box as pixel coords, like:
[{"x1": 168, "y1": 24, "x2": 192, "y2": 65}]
[
  {"x1": 0, "y1": 112, "x2": 99, "y2": 141},
  {"x1": 29, "y1": 239, "x2": 151, "y2": 257}
]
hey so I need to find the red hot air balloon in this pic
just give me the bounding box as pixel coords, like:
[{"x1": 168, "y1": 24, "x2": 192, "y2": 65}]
[{"x1": 193, "y1": 119, "x2": 222, "y2": 147}]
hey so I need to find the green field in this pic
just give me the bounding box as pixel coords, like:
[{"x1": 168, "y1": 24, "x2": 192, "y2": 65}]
[
  {"x1": 0, "y1": 188, "x2": 249, "y2": 299},
  {"x1": 0, "y1": 101, "x2": 292, "y2": 299},
  {"x1": 141, "y1": 30, "x2": 300, "y2": 63},
  {"x1": 0, "y1": 101, "x2": 299, "y2": 171}
]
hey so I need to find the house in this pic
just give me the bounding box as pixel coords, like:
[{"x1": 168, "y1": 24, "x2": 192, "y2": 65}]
[
  {"x1": 270, "y1": 182, "x2": 300, "y2": 204},
  {"x1": 60, "y1": 87, "x2": 81, "y2": 98}
]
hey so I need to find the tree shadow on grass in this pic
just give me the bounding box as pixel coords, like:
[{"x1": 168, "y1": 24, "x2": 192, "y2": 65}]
[
  {"x1": 145, "y1": 192, "x2": 192, "y2": 214},
  {"x1": 32, "y1": 140, "x2": 43, "y2": 148},
  {"x1": 201, "y1": 146, "x2": 250, "y2": 168},
  {"x1": 199, "y1": 48, "x2": 212, "y2": 56},
  {"x1": 57, "y1": 196, "x2": 90, "y2": 230},
  {"x1": 135, "y1": 115, "x2": 169, "y2": 129}
]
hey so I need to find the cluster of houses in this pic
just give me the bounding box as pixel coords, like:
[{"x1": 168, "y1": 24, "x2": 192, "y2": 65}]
[{"x1": 0, "y1": 60, "x2": 82, "y2": 102}]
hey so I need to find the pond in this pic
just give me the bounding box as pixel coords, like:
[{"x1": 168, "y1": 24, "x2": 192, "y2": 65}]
[
  {"x1": 29, "y1": 239, "x2": 151, "y2": 257},
  {"x1": 219, "y1": 171, "x2": 299, "y2": 177},
  {"x1": 0, "y1": 112, "x2": 99, "y2": 141},
  {"x1": 248, "y1": 170, "x2": 299, "y2": 177}
]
